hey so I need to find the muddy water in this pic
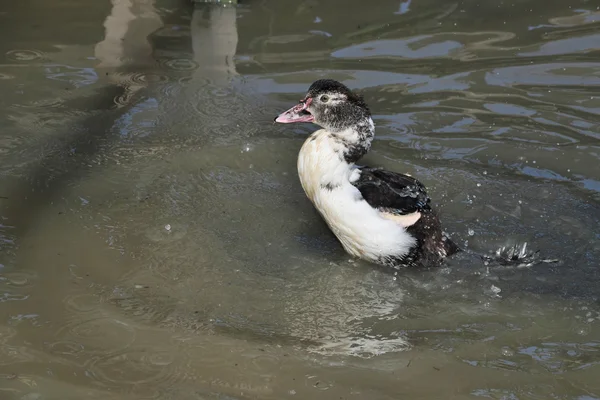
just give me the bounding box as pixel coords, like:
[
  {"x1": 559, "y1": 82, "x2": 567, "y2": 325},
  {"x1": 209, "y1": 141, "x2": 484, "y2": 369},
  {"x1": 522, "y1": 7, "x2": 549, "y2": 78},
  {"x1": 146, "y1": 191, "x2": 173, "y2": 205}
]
[{"x1": 1, "y1": 0, "x2": 600, "y2": 399}]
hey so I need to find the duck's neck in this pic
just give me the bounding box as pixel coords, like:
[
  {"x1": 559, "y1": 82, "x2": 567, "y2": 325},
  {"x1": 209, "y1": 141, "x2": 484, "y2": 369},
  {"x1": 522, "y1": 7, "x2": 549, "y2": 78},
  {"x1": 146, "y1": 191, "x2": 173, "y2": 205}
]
[
  {"x1": 327, "y1": 117, "x2": 375, "y2": 164},
  {"x1": 298, "y1": 117, "x2": 375, "y2": 196}
]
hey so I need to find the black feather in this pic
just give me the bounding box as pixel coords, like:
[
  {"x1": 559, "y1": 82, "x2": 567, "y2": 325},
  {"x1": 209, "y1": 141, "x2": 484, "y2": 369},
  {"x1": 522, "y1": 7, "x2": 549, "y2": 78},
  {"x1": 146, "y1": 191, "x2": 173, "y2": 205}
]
[
  {"x1": 307, "y1": 79, "x2": 370, "y2": 112},
  {"x1": 352, "y1": 167, "x2": 431, "y2": 215},
  {"x1": 352, "y1": 166, "x2": 460, "y2": 268}
]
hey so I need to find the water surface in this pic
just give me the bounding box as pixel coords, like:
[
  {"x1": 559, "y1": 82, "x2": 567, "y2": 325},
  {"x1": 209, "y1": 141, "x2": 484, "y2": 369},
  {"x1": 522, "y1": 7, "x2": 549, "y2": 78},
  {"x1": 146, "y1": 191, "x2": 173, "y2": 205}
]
[{"x1": 1, "y1": 0, "x2": 599, "y2": 399}]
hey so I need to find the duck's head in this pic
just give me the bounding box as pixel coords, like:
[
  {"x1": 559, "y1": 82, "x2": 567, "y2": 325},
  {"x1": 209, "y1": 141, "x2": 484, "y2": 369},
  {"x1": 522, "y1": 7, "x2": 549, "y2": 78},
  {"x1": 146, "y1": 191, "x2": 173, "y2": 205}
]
[{"x1": 275, "y1": 79, "x2": 371, "y2": 133}]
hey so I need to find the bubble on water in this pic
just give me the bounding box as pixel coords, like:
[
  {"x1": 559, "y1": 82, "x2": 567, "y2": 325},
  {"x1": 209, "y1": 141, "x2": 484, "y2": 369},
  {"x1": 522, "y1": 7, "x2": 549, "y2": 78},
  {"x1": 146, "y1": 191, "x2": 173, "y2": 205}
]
[
  {"x1": 483, "y1": 170, "x2": 488, "y2": 175},
  {"x1": 476, "y1": 183, "x2": 481, "y2": 187},
  {"x1": 490, "y1": 285, "x2": 501, "y2": 295},
  {"x1": 145, "y1": 222, "x2": 187, "y2": 243},
  {"x1": 468, "y1": 228, "x2": 475, "y2": 236}
]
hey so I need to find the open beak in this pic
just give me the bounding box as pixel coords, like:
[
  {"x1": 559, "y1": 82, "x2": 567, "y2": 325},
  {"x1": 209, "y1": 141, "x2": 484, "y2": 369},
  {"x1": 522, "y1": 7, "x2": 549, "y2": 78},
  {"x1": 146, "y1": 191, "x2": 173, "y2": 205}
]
[{"x1": 274, "y1": 97, "x2": 314, "y2": 124}]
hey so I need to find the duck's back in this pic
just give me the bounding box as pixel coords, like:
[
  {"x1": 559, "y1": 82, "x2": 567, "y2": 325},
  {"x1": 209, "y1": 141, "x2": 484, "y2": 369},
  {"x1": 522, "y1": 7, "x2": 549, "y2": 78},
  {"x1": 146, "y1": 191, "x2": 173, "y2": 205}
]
[{"x1": 351, "y1": 166, "x2": 460, "y2": 267}]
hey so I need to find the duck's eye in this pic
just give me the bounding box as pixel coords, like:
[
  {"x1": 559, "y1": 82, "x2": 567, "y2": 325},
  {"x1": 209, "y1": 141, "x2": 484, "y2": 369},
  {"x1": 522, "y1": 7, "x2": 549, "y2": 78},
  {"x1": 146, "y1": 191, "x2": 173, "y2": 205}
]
[{"x1": 320, "y1": 95, "x2": 329, "y2": 103}]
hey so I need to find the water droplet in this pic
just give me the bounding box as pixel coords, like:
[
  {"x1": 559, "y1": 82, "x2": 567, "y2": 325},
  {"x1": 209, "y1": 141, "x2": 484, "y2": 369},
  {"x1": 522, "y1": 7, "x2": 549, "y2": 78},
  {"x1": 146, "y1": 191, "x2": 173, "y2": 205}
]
[
  {"x1": 501, "y1": 347, "x2": 514, "y2": 356},
  {"x1": 576, "y1": 326, "x2": 590, "y2": 336}
]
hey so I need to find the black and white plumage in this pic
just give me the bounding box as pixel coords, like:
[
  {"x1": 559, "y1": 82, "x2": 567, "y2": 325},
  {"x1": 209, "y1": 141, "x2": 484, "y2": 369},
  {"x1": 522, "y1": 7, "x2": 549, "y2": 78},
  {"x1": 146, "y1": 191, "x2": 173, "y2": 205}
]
[{"x1": 275, "y1": 79, "x2": 459, "y2": 268}]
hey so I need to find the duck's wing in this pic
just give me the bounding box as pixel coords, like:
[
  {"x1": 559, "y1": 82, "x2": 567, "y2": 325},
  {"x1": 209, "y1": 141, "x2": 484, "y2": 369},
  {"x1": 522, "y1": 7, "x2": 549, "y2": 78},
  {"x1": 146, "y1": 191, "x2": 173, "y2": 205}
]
[{"x1": 351, "y1": 167, "x2": 431, "y2": 216}]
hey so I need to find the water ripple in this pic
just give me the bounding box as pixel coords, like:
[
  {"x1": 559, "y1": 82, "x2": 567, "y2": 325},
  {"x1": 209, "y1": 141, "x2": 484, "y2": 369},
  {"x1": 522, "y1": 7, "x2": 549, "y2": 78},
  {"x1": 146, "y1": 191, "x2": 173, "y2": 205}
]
[
  {"x1": 45, "y1": 340, "x2": 85, "y2": 356},
  {"x1": 62, "y1": 293, "x2": 103, "y2": 313},
  {"x1": 5, "y1": 49, "x2": 47, "y2": 62},
  {"x1": 0, "y1": 270, "x2": 37, "y2": 288},
  {"x1": 152, "y1": 24, "x2": 191, "y2": 38},
  {"x1": 109, "y1": 71, "x2": 170, "y2": 87},
  {"x1": 85, "y1": 348, "x2": 190, "y2": 391},
  {"x1": 54, "y1": 317, "x2": 136, "y2": 354},
  {"x1": 11, "y1": 98, "x2": 64, "y2": 110},
  {"x1": 158, "y1": 57, "x2": 199, "y2": 72}
]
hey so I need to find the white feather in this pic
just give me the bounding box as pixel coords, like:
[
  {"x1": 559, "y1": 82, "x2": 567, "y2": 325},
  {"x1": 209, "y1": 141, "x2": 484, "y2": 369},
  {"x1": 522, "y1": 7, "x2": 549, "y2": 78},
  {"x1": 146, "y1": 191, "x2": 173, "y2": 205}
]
[{"x1": 297, "y1": 129, "x2": 416, "y2": 262}]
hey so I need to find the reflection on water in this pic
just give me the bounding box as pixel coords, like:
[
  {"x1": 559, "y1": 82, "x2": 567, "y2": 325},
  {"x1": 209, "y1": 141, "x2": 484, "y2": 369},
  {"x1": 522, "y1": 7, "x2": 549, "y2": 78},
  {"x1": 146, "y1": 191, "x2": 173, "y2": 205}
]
[{"x1": 1, "y1": 0, "x2": 600, "y2": 398}]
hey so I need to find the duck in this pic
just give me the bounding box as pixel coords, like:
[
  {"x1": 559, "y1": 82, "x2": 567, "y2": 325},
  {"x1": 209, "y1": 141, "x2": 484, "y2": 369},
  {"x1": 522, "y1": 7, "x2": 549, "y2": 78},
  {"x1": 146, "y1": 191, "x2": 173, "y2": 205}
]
[{"x1": 275, "y1": 79, "x2": 459, "y2": 268}]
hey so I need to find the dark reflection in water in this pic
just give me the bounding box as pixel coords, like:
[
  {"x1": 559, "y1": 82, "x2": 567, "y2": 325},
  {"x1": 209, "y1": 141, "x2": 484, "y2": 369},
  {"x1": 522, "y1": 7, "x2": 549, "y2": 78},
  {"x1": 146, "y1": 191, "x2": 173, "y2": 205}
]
[{"x1": 0, "y1": 0, "x2": 600, "y2": 399}]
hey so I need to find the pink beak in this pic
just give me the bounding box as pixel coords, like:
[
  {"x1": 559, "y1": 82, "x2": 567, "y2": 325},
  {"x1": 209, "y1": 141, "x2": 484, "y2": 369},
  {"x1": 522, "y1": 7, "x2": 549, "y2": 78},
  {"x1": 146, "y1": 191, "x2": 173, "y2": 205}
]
[{"x1": 274, "y1": 97, "x2": 314, "y2": 124}]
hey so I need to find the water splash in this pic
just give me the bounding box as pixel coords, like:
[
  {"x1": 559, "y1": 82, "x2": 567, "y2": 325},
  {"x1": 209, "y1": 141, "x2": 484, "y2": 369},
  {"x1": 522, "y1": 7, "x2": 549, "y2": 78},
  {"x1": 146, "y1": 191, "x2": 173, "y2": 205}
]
[{"x1": 483, "y1": 242, "x2": 559, "y2": 268}]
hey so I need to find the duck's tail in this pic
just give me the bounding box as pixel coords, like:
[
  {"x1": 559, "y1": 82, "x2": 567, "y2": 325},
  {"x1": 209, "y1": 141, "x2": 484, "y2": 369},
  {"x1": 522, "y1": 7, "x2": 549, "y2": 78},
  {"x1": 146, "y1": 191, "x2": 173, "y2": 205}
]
[
  {"x1": 408, "y1": 210, "x2": 461, "y2": 267},
  {"x1": 408, "y1": 210, "x2": 555, "y2": 269}
]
